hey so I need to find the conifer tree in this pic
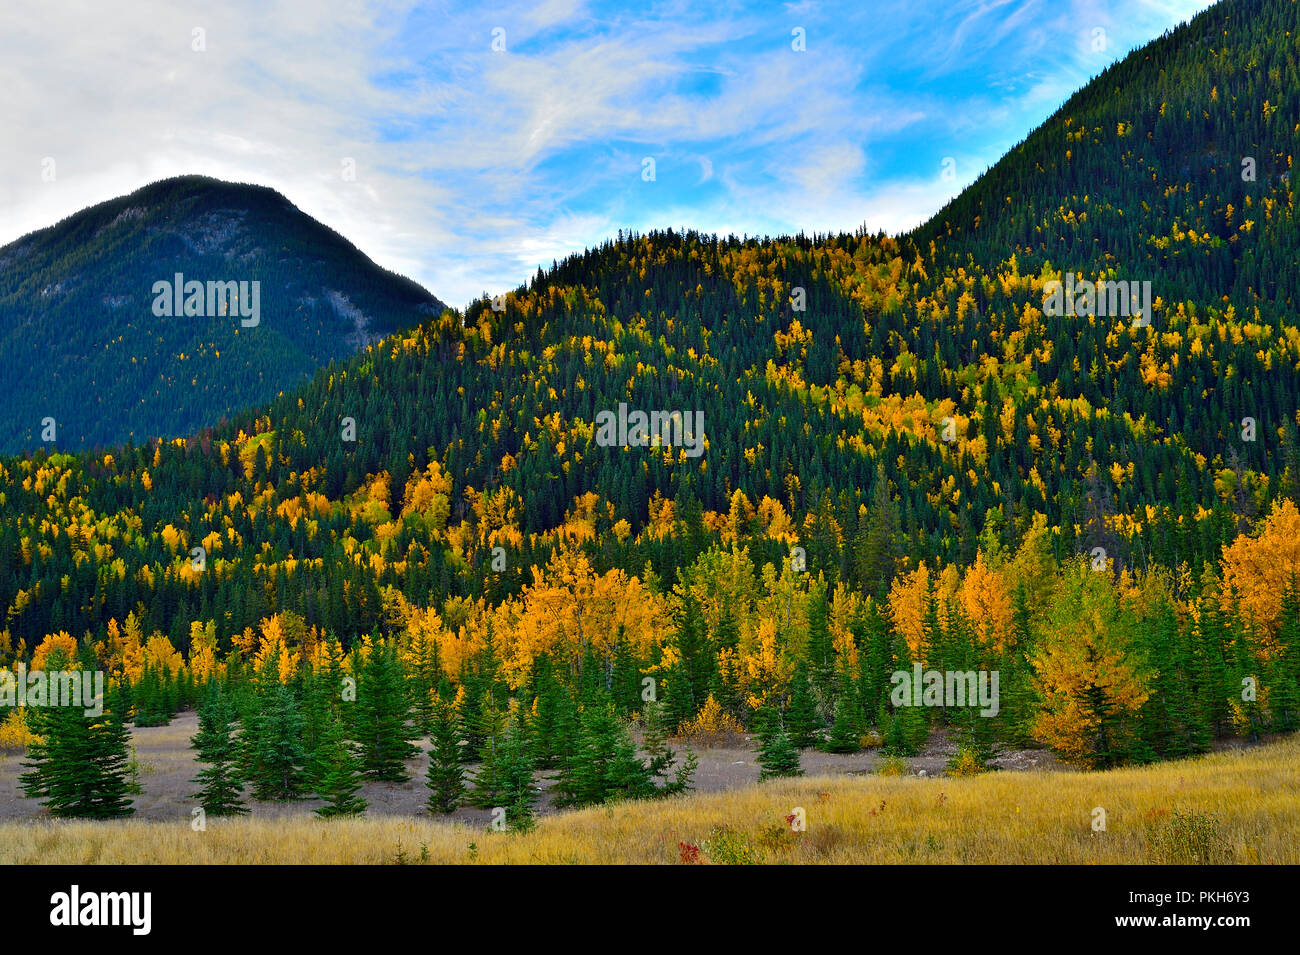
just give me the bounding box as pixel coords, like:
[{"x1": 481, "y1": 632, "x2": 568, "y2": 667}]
[
  {"x1": 248, "y1": 683, "x2": 308, "y2": 800},
  {"x1": 822, "y1": 688, "x2": 862, "y2": 753},
  {"x1": 191, "y1": 682, "x2": 247, "y2": 816},
  {"x1": 314, "y1": 710, "x2": 367, "y2": 817},
  {"x1": 755, "y1": 704, "x2": 802, "y2": 780},
  {"x1": 425, "y1": 696, "x2": 466, "y2": 813},
  {"x1": 555, "y1": 700, "x2": 653, "y2": 807},
  {"x1": 641, "y1": 699, "x2": 697, "y2": 795},
  {"x1": 497, "y1": 717, "x2": 537, "y2": 832},
  {"x1": 785, "y1": 662, "x2": 820, "y2": 748},
  {"x1": 806, "y1": 584, "x2": 836, "y2": 698},
  {"x1": 469, "y1": 690, "x2": 509, "y2": 808},
  {"x1": 354, "y1": 640, "x2": 418, "y2": 781},
  {"x1": 21, "y1": 647, "x2": 134, "y2": 818}
]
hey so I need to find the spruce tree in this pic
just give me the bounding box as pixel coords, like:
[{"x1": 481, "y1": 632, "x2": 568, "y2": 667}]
[
  {"x1": 497, "y1": 717, "x2": 537, "y2": 832},
  {"x1": 822, "y1": 689, "x2": 862, "y2": 753},
  {"x1": 425, "y1": 697, "x2": 466, "y2": 813},
  {"x1": 555, "y1": 701, "x2": 653, "y2": 807},
  {"x1": 641, "y1": 699, "x2": 697, "y2": 795},
  {"x1": 806, "y1": 583, "x2": 836, "y2": 697},
  {"x1": 314, "y1": 711, "x2": 367, "y2": 817},
  {"x1": 249, "y1": 683, "x2": 308, "y2": 800},
  {"x1": 469, "y1": 690, "x2": 509, "y2": 808},
  {"x1": 21, "y1": 648, "x2": 134, "y2": 818},
  {"x1": 191, "y1": 681, "x2": 247, "y2": 815},
  {"x1": 353, "y1": 640, "x2": 418, "y2": 781},
  {"x1": 785, "y1": 662, "x2": 820, "y2": 748},
  {"x1": 756, "y1": 705, "x2": 803, "y2": 781}
]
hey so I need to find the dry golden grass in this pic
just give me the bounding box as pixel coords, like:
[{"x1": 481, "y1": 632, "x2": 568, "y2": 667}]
[{"x1": 3, "y1": 736, "x2": 1297, "y2": 864}]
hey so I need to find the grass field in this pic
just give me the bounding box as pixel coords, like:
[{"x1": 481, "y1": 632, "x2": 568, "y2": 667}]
[{"x1": 3, "y1": 733, "x2": 1296, "y2": 864}]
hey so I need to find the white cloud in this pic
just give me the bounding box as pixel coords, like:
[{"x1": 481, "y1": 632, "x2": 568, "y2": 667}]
[{"x1": 0, "y1": 0, "x2": 1222, "y2": 307}]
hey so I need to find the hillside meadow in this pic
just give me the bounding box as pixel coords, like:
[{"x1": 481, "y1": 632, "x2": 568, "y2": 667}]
[{"x1": 3, "y1": 734, "x2": 1296, "y2": 865}]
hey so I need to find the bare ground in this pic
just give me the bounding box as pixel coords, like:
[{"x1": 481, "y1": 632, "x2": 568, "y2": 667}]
[{"x1": 0, "y1": 710, "x2": 1066, "y2": 825}]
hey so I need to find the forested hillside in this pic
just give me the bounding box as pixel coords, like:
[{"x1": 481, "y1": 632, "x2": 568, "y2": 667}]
[
  {"x1": 4, "y1": 0, "x2": 1300, "y2": 819},
  {"x1": 0, "y1": 176, "x2": 444, "y2": 453}
]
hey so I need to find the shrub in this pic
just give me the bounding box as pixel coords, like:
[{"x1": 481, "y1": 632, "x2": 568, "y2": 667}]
[
  {"x1": 1147, "y1": 810, "x2": 1231, "y2": 864},
  {"x1": 876, "y1": 755, "x2": 909, "y2": 776},
  {"x1": 678, "y1": 694, "x2": 745, "y2": 747},
  {"x1": 701, "y1": 825, "x2": 762, "y2": 865},
  {"x1": 946, "y1": 745, "x2": 989, "y2": 777},
  {"x1": 0, "y1": 708, "x2": 40, "y2": 753}
]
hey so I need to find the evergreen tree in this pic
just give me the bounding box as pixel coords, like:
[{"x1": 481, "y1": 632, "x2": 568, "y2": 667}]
[
  {"x1": 314, "y1": 711, "x2": 367, "y2": 817},
  {"x1": 755, "y1": 705, "x2": 802, "y2": 780},
  {"x1": 21, "y1": 648, "x2": 134, "y2": 818},
  {"x1": 497, "y1": 717, "x2": 537, "y2": 832},
  {"x1": 191, "y1": 682, "x2": 247, "y2": 816},
  {"x1": 425, "y1": 696, "x2": 466, "y2": 813},
  {"x1": 641, "y1": 699, "x2": 697, "y2": 795},
  {"x1": 785, "y1": 662, "x2": 821, "y2": 748},
  {"x1": 806, "y1": 583, "x2": 835, "y2": 697},
  {"x1": 822, "y1": 689, "x2": 861, "y2": 753},
  {"x1": 554, "y1": 701, "x2": 654, "y2": 807},
  {"x1": 248, "y1": 683, "x2": 308, "y2": 800},
  {"x1": 469, "y1": 690, "x2": 509, "y2": 808},
  {"x1": 354, "y1": 640, "x2": 418, "y2": 781}
]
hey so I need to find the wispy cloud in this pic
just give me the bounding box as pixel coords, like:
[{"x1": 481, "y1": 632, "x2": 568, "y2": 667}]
[{"x1": 0, "y1": 0, "x2": 1218, "y2": 306}]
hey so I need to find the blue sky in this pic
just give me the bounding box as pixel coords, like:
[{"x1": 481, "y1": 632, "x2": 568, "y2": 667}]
[{"x1": 0, "y1": 0, "x2": 1216, "y2": 307}]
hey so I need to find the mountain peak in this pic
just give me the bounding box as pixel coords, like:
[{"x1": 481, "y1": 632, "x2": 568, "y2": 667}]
[{"x1": 0, "y1": 176, "x2": 446, "y2": 453}]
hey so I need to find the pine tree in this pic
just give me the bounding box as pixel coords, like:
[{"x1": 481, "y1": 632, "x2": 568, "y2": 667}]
[
  {"x1": 785, "y1": 662, "x2": 820, "y2": 748},
  {"x1": 497, "y1": 717, "x2": 537, "y2": 832},
  {"x1": 21, "y1": 648, "x2": 134, "y2": 818},
  {"x1": 425, "y1": 696, "x2": 466, "y2": 813},
  {"x1": 1268, "y1": 581, "x2": 1300, "y2": 732},
  {"x1": 528, "y1": 654, "x2": 572, "y2": 769},
  {"x1": 314, "y1": 711, "x2": 367, "y2": 817},
  {"x1": 806, "y1": 583, "x2": 835, "y2": 697},
  {"x1": 555, "y1": 700, "x2": 653, "y2": 807},
  {"x1": 248, "y1": 683, "x2": 308, "y2": 800},
  {"x1": 469, "y1": 690, "x2": 509, "y2": 808},
  {"x1": 353, "y1": 640, "x2": 418, "y2": 781},
  {"x1": 822, "y1": 688, "x2": 861, "y2": 753},
  {"x1": 191, "y1": 681, "x2": 247, "y2": 815},
  {"x1": 641, "y1": 699, "x2": 697, "y2": 795},
  {"x1": 755, "y1": 705, "x2": 802, "y2": 780}
]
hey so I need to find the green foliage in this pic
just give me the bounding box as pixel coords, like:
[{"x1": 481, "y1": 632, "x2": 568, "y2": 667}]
[
  {"x1": 755, "y1": 706, "x2": 803, "y2": 781},
  {"x1": 353, "y1": 640, "x2": 418, "y2": 781},
  {"x1": 425, "y1": 697, "x2": 466, "y2": 814},
  {"x1": 313, "y1": 711, "x2": 367, "y2": 818},
  {"x1": 554, "y1": 700, "x2": 657, "y2": 807},
  {"x1": 244, "y1": 683, "x2": 308, "y2": 801},
  {"x1": 20, "y1": 648, "x2": 134, "y2": 818},
  {"x1": 191, "y1": 681, "x2": 247, "y2": 816}
]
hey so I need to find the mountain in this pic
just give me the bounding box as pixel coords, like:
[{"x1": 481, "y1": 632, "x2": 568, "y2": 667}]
[
  {"x1": 1, "y1": 0, "x2": 1299, "y2": 771},
  {"x1": 0, "y1": 175, "x2": 445, "y2": 453}
]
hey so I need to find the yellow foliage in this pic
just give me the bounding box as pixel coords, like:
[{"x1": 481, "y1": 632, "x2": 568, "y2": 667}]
[
  {"x1": 0, "y1": 708, "x2": 40, "y2": 752},
  {"x1": 678, "y1": 693, "x2": 744, "y2": 744},
  {"x1": 1220, "y1": 499, "x2": 1300, "y2": 658}
]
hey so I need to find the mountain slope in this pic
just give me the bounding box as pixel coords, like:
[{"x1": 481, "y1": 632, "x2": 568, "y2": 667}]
[
  {"x1": 230, "y1": 0, "x2": 1299, "y2": 576},
  {"x1": 916, "y1": 0, "x2": 1300, "y2": 309},
  {"x1": 3, "y1": 0, "x2": 1300, "y2": 777},
  {"x1": 0, "y1": 175, "x2": 445, "y2": 453}
]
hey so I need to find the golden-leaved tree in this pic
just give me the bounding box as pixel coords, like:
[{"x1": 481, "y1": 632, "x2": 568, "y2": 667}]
[
  {"x1": 1220, "y1": 498, "x2": 1300, "y2": 659},
  {"x1": 1031, "y1": 561, "x2": 1151, "y2": 767}
]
